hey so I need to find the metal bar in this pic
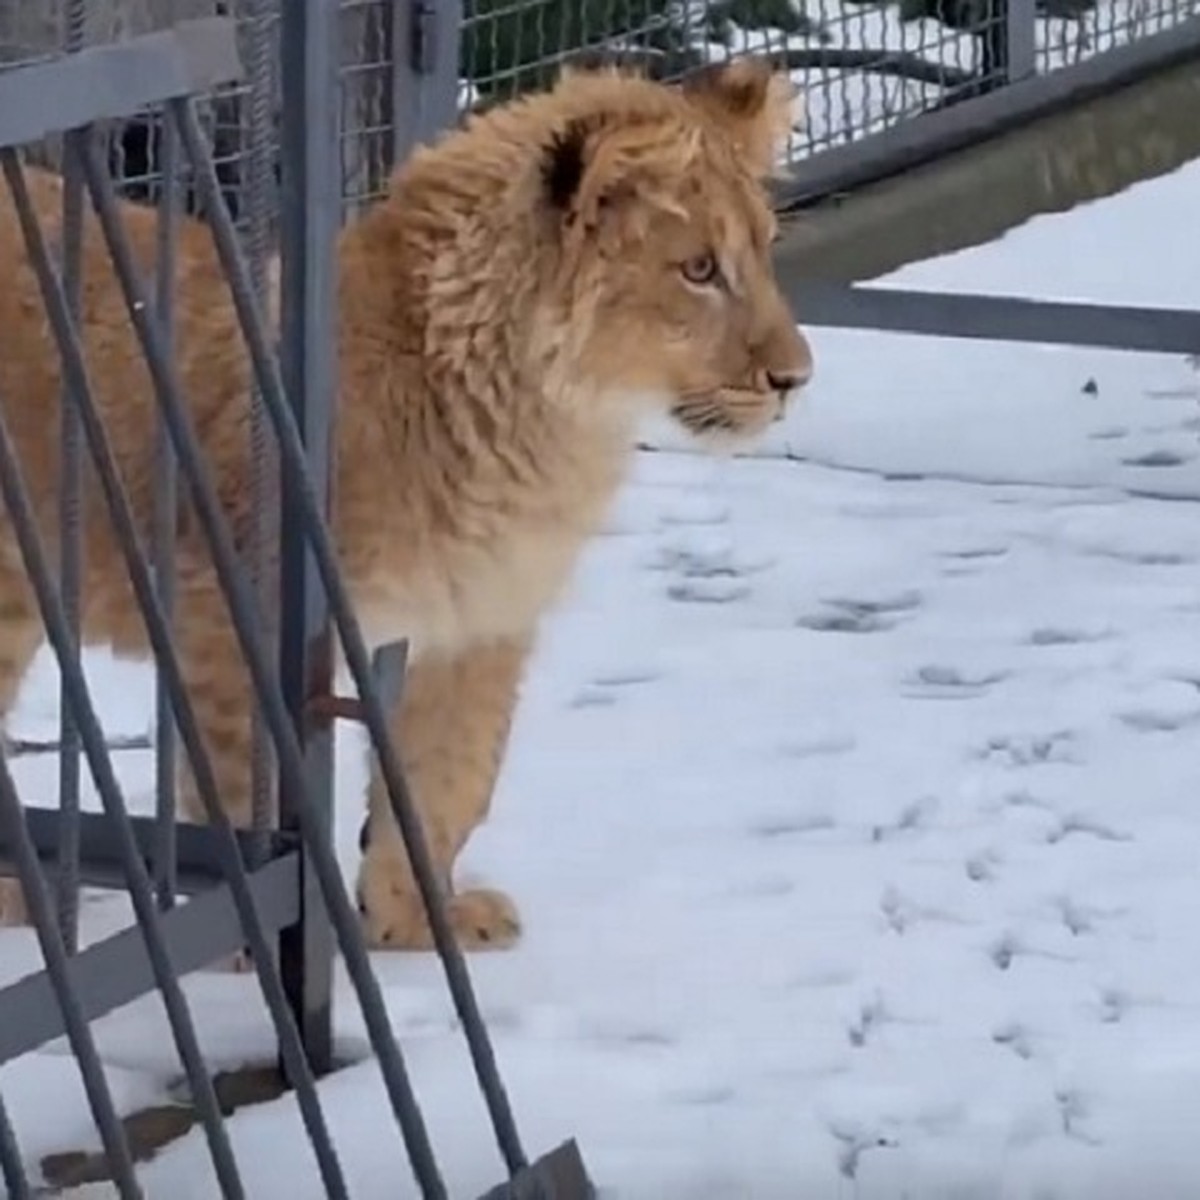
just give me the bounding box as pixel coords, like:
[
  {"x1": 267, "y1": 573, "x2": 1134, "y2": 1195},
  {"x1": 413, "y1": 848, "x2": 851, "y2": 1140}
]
[
  {"x1": 2, "y1": 151, "x2": 350, "y2": 1199},
  {"x1": 392, "y1": 0, "x2": 465, "y2": 161},
  {"x1": 0, "y1": 753, "x2": 141, "y2": 1198},
  {"x1": 0, "y1": 18, "x2": 243, "y2": 150},
  {"x1": 276, "y1": 0, "x2": 336, "y2": 1080},
  {"x1": 1004, "y1": 0, "x2": 1037, "y2": 83},
  {"x1": 0, "y1": 853, "x2": 298, "y2": 1067},
  {"x1": 775, "y1": 15, "x2": 1200, "y2": 211},
  {"x1": 174, "y1": 96, "x2": 531, "y2": 1181},
  {"x1": 0, "y1": 1087, "x2": 33, "y2": 1200},
  {"x1": 783, "y1": 280, "x2": 1200, "y2": 354},
  {"x1": 152, "y1": 108, "x2": 181, "y2": 913},
  {"x1": 96, "y1": 109, "x2": 448, "y2": 1199},
  {"x1": 56, "y1": 123, "x2": 85, "y2": 957},
  {"x1": 2, "y1": 807, "x2": 294, "y2": 894},
  {"x1": 0, "y1": 150, "x2": 245, "y2": 1200},
  {"x1": 243, "y1": 0, "x2": 278, "y2": 875},
  {"x1": 243, "y1": 0, "x2": 280, "y2": 883}
]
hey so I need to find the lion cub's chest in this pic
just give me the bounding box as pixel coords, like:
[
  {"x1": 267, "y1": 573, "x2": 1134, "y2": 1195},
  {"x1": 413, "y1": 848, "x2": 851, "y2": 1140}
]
[
  {"x1": 352, "y1": 503, "x2": 602, "y2": 659},
  {"x1": 346, "y1": 398, "x2": 636, "y2": 660}
]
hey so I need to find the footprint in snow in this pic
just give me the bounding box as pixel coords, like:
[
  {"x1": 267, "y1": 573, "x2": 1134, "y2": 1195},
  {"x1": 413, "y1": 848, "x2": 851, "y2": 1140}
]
[
  {"x1": 796, "y1": 589, "x2": 922, "y2": 635},
  {"x1": 667, "y1": 578, "x2": 752, "y2": 604},
  {"x1": 1026, "y1": 625, "x2": 1113, "y2": 647},
  {"x1": 656, "y1": 502, "x2": 730, "y2": 528},
  {"x1": 1121, "y1": 448, "x2": 1192, "y2": 468},
  {"x1": 570, "y1": 668, "x2": 662, "y2": 708},
  {"x1": 749, "y1": 812, "x2": 836, "y2": 840},
  {"x1": 940, "y1": 544, "x2": 1009, "y2": 561},
  {"x1": 649, "y1": 543, "x2": 772, "y2": 580},
  {"x1": 975, "y1": 731, "x2": 1079, "y2": 767},
  {"x1": 901, "y1": 664, "x2": 1009, "y2": 699},
  {"x1": 1116, "y1": 706, "x2": 1200, "y2": 733},
  {"x1": 1045, "y1": 814, "x2": 1132, "y2": 845}
]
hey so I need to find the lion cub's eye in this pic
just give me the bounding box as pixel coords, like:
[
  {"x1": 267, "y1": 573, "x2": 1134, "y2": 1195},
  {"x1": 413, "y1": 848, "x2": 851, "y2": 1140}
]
[{"x1": 681, "y1": 253, "x2": 720, "y2": 287}]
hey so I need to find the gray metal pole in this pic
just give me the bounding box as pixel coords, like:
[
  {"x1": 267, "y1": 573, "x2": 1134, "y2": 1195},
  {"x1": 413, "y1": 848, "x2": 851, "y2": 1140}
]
[
  {"x1": 390, "y1": 0, "x2": 465, "y2": 168},
  {"x1": 276, "y1": 0, "x2": 340, "y2": 1077}
]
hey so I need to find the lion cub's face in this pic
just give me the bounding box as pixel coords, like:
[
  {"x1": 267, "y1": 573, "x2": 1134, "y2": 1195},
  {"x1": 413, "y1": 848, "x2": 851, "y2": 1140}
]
[{"x1": 544, "y1": 58, "x2": 813, "y2": 442}]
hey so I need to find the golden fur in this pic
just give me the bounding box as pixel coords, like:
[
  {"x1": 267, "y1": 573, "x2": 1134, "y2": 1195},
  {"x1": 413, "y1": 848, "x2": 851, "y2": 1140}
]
[{"x1": 0, "y1": 58, "x2": 812, "y2": 949}]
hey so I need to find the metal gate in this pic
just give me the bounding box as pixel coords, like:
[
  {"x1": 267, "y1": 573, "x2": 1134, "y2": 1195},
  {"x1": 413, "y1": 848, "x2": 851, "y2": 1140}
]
[{"x1": 0, "y1": 3, "x2": 590, "y2": 1196}]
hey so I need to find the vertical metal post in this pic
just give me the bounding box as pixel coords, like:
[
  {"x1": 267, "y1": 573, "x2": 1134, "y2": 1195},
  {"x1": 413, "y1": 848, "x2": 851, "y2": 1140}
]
[
  {"x1": 277, "y1": 0, "x2": 339, "y2": 1078},
  {"x1": 980, "y1": 0, "x2": 1036, "y2": 89},
  {"x1": 390, "y1": 0, "x2": 464, "y2": 167},
  {"x1": 1004, "y1": 0, "x2": 1038, "y2": 82}
]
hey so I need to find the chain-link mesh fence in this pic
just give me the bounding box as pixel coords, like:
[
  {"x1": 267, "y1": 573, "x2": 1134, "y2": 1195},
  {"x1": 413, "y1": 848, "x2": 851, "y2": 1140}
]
[
  {"x1": 4, "y1": 0, "x2": 1197, "y2": 213},
  {"x1": 0, "y1": 0, "x2": 400, "y2": 225},
  {"x1": 460, "y1": 0, "x2": 1200, "y2": 166}
]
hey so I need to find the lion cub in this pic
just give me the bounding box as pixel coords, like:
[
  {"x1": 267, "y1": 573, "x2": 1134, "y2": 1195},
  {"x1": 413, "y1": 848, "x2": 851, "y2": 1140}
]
[{"x1": 0, "y1": 57, "x2": 812, "y2": 950}]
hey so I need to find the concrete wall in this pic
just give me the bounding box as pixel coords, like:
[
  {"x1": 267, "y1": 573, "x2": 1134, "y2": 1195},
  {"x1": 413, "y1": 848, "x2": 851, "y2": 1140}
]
[{"x1": 775, "y1": 57, "x2": 1200, "y2": 283}]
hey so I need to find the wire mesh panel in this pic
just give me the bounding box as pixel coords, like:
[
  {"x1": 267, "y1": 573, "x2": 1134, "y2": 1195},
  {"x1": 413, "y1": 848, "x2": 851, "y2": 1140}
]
[
  {"x1": 1035, "y1": 0, "x2": 1199, "y2": 69},
  {"x1": 459, "y1": 0, "x2": 1200, "y2": 168}
]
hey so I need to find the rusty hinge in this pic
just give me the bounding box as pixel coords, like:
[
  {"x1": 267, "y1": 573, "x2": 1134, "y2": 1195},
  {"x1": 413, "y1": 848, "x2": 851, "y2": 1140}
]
[{"x1": 305, "y1": 639, "x2": 408, "y2": 726}]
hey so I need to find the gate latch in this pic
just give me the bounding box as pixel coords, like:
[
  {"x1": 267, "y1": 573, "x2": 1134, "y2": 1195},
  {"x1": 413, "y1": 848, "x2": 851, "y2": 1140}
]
[{"x1": 411, "y1": 0, "x2": 437, "y2": 75}]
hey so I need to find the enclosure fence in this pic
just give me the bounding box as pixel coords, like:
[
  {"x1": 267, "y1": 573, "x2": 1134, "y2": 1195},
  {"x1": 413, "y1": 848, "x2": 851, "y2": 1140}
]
[
  {"x1": 0, "y1": 0, "x2": 1198, "y2": 1195},
  {"x1": 0, "y1": 2, "x2": 589, "y2": 1197}
]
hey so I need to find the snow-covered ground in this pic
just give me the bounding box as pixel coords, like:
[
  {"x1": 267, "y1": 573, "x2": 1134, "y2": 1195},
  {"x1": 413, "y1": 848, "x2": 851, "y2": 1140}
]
[{"x1": 3, "y1": 152, "x2": 1200, "y2": 1200}]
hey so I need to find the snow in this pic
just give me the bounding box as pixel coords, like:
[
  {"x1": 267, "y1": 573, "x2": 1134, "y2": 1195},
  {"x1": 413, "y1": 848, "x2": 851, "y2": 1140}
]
[{"x1": 4, "y1": 132, "x2": 1200, "y2": 1200}]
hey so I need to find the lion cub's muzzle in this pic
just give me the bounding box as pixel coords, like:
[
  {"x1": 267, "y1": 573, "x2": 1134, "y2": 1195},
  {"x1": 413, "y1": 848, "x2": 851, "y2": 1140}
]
[{"x1": 761, "y1": 324, "x2": 814, "y2": 423}]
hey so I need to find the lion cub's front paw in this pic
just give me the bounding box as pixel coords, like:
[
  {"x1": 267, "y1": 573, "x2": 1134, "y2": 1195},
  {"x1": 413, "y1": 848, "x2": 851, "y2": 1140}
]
[
  {"x1": 358, "y1": 857, "x2": 521, "y2": 951},
  {"x1": 0, "y1": 878, "x2": 29, "y2": 926}
]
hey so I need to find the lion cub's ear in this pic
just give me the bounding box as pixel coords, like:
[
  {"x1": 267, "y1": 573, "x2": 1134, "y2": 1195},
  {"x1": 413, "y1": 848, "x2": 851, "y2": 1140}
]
[
  {"x1": 542, "y1": 118, "x2": 688, "y2": 233},
  {"x1": 681, "y1": 56, "x2": 797, "y2": 177},
  {"x1": 543, "y1": 119, "x2": 594, "y2": 214}
]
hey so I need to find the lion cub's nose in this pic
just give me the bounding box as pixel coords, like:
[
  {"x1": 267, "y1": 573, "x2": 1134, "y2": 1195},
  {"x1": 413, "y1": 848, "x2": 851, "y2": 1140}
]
[{"x1": 766, "y1": 366, "x2": 810, "y2": 394}]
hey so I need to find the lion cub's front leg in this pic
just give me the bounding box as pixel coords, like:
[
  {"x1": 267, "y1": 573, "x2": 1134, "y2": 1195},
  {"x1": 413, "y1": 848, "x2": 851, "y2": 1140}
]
[{"x1": 357, "y1": 634, "x2": 531, "y2": 951}]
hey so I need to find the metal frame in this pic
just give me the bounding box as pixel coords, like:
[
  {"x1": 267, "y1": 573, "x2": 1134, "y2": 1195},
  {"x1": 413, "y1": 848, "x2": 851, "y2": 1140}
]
[{"x1": 784, "y1": 280, "x2": 1200, "y2": 354}]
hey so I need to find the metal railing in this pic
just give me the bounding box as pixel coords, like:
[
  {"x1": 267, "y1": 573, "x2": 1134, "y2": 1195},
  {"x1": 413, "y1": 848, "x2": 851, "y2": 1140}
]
[{"x1": 0, "y1": 2, "x2": 590, "y2": 1196}]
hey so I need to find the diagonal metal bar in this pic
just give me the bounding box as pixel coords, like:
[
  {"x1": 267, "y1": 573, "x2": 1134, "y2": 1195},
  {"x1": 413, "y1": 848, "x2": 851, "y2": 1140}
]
[
  {"x1": 784, "y1": 280, "x2": 1200, "y2": 355},
  {"x1": 172, "y1": 95, "x2": 531, "y2": 1178},
  {"x1": 152, "y1": 110, "x2": 181, "y2": 914},
  {"x1": 0, "y1": 18, "x2": 243, "y2": 150},
  {"x1": 243, "y1": 0, "x2": 280, "y2": 877},
  {"x1": 56, "y1": 123, "x2": 85, "y2": 958},
  {"x1": 0, "y1": 750, "x2": 141, "y2": 1198},
  {"x1": 0, "y1": 149, "x2": 245, "y2": 1200},
  {"x1": 76, "y1": 123, "x2": 449, "y2": 1200},
  {"x1": 1, "y1": 152, "x2": 351, "y2": 1198},
  {"x1": 0, "y1": 1085, "x2": 33, "y2": 1200}
]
